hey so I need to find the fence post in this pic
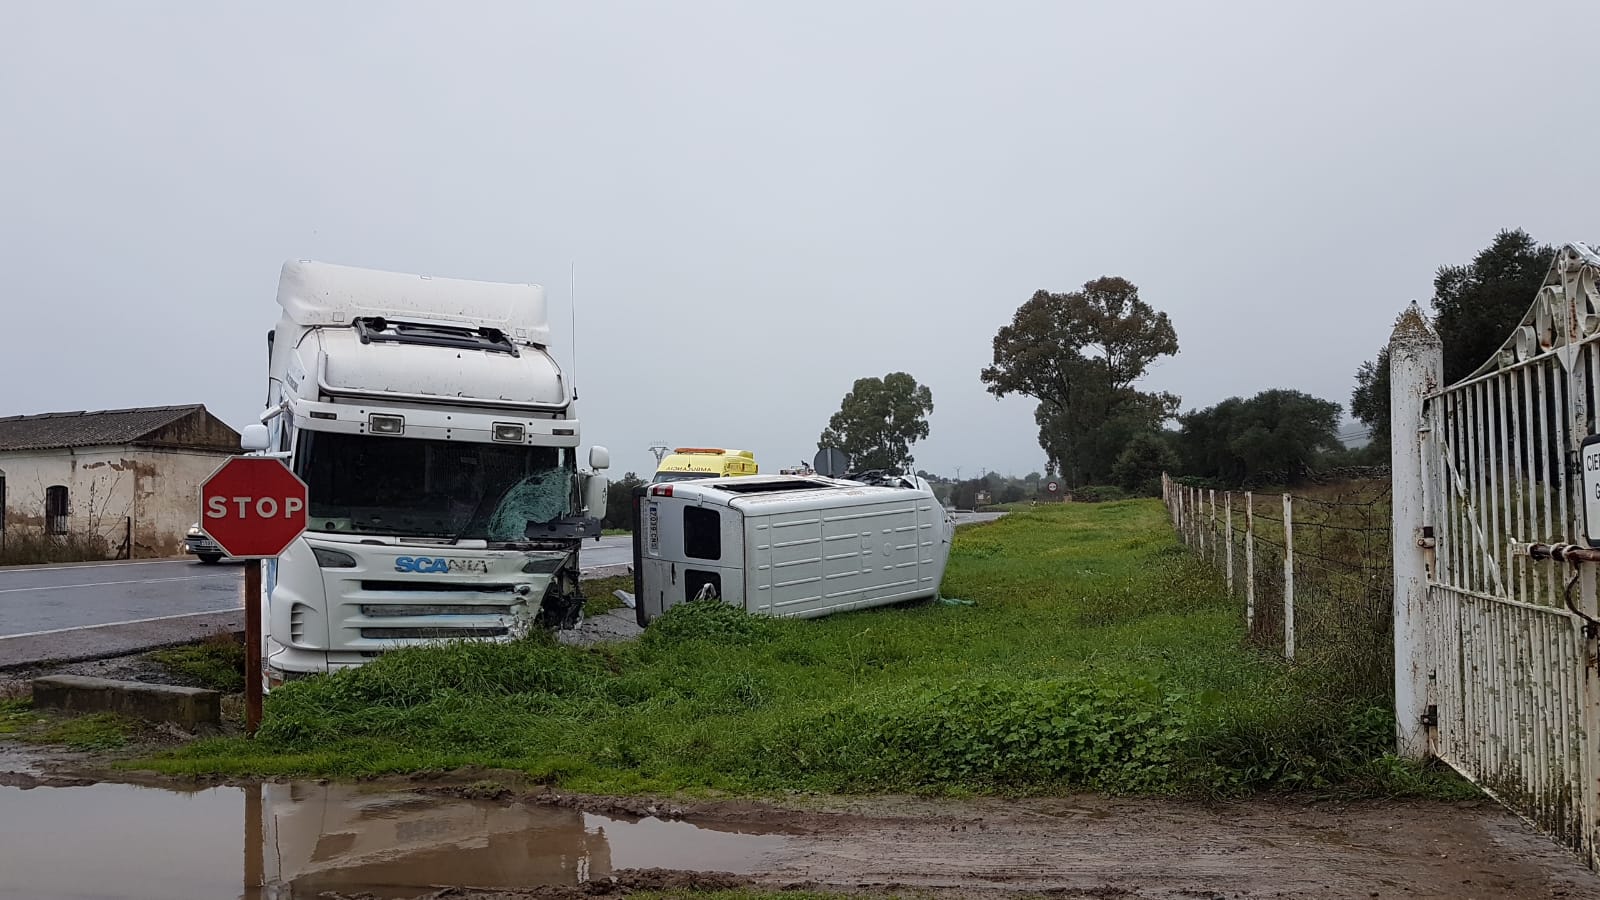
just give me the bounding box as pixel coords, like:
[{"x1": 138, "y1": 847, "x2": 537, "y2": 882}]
[
  {"x1": 1283, "y1": 492, "x2": 1295, "y2": 661},
  {"x1": 1225, "y1": 492, "x2": 1234, "y2": 596},
  {"x1": 1390, "y1": 302, "x2": 1441, "y2": 760},
  {"x1": 1208, "y1": 489, "x2": 1217, "y2": 565},
  {"x1": 1198, "y1": 487, "x2": 1207, "y2": 557},
  {"x1": 1241, "y1": 486, "x2": 1254, "y2": 627}
]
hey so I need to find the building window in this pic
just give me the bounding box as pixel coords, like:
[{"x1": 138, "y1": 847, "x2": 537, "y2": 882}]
[
  {"x1": 683, "y1": 506, "x2": 721, "y2": 561},
  {"x1": 45, "y1": 485, "x2": 69, "y2": 535}
]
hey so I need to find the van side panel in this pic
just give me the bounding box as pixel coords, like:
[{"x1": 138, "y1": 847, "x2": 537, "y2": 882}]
[
  {"x1": 767, "y1": 513, "x2": 826, "y2": 615},
  {"x1": 855, "y1": 500, "x2": 926, "y2": 606},
  {"x1": 745, "y1": 514, "x2": 773, "y2": 614}
]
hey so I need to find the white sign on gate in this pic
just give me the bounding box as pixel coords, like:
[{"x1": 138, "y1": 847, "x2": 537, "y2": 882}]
[{"x1": 1582, "y1": 434, "x2": 1600, "y2": 548}]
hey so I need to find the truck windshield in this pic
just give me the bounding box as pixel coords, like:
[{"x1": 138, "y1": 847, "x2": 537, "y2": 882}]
[{"x1": 295, "y1": 431, "x2": 572, "y2": 541}]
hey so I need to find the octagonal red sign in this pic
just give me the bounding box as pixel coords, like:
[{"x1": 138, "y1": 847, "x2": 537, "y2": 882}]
[{"x1": 198, "y1": 456, "x2": 309, "y2": 559}]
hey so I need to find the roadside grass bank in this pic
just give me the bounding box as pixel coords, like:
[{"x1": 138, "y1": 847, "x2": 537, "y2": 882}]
[
  {"x1": 147, "y1": 632, "x2": 246, "y2": 693},
  {"x1": 1, "y1": 698, "x2": 139, "y2": 751},
  {"x1": 135, "y1": 501, "x2": 1467, "y2": 799}
]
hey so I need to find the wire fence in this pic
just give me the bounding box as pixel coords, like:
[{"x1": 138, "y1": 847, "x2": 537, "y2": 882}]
[{"x1": 1162, "y1": 474, "x2": 1393, "y2": 698}]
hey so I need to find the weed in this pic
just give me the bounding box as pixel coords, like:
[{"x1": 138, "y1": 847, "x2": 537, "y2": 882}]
[
  {"x1": 582, "y1": 575, "x2": 634, "y2": 618},
  {"x1": 149, "y1": 631, "x2": 246, "y2": 693},
  {"x1": 35, "y1": 713, "x2": 134, "y2": 751}
]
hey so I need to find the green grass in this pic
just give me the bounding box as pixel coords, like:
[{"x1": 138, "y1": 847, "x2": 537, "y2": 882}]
[
  {"x1": 135, "y1": 500, "x2": 1468, "y2": 799},
  {"x1": 0, "y1": 700, "x2": 137, "y2": 751},
  {"x1": 602, "y1": 528, "x2": 632, "y2": 537},
  {"x1": 148, "y1": 632, "x2": 246, "y2": 693},
  {"x1": 582, "y1": 575, "x2": 634, "y2": 618}
]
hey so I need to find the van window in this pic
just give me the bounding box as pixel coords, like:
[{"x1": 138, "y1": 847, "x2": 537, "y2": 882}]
[{"x1": 684, "y1": 506, "x2": 721, "y2": 560}]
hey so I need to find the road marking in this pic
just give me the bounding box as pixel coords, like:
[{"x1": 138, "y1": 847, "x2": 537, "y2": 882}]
[
  {"x1": 0, "y1": 557, "x2": 192, "y2": 574},
  {"x1": 0, "y1": 608, "x2": 244, "y2": 640},
  {"x1": 0, "y1": 574, "x2": 232, "y2": 595}
]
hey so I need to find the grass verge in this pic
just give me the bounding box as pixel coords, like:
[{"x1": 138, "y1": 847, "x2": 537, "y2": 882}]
[
  {"x1": 1, "y1": 699, "x2": 138, "y2": 751},
  {"x1": 135, "y1": 501, "x2": 1469, "y2": 799},
  {"x1": 148, "y1": 631, "x2": 246, "y2": 693}
]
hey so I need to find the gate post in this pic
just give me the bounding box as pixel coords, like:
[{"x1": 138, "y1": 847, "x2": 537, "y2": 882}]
[{"x1": 1390, "y1": 302, "x2": 1443, "y2": 760}]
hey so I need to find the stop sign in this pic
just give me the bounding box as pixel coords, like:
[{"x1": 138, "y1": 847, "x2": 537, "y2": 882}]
[{"x1": 198, "y1": 457, "x2": 309, "y2": 558}]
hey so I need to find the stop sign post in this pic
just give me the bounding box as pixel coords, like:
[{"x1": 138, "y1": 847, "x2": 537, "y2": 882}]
[{"x1": 199, "y1": 457, "x2": 308, "y2": 736}]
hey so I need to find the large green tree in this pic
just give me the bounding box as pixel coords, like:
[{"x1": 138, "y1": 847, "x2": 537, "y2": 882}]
[
  {"x1": 1177, "y1": 390, "x2": 1342, "y2": 484},
  {"x1": 982, "y1": 277, "x2": 1178, "y2": 487},
  {"x1": 1350, "y1": 229, "x2": 1556, "y2": 450},
  {"x1": 818, "y1": 372, "x2": 934, "y2": 472}
]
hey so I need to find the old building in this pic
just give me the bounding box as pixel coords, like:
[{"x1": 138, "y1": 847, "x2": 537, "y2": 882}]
[{"x1": 0, "y1": 405, "x2": 241, "y2": 560}]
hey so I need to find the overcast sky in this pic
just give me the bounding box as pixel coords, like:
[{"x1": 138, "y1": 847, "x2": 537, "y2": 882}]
[{"x1": 3, "y1": 2, "x2": 1597, "y2": 479}]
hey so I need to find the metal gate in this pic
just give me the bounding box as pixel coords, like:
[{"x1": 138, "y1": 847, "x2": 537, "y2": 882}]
[{"x1": 1396, "y1": 242, "x2": 1600, "y2": 861}]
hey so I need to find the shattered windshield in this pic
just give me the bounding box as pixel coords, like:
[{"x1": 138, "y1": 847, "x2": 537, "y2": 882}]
[{"x1": 295, "y1": 431, "x2": 573, "y2": 541}]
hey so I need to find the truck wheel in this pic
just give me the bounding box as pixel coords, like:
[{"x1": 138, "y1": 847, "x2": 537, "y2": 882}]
[{"x1": 198, "y1": 554, "x2": 222, "y2": 565}]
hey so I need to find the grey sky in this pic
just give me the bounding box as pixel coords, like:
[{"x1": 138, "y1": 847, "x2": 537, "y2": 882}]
[{"x1": 3, "y1": 2, "x2": 1596, "y2": 480}]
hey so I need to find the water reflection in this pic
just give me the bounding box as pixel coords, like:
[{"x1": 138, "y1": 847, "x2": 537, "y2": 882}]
[{"x1": 0, "y1": 780, "x2": 786, "y2": 900}]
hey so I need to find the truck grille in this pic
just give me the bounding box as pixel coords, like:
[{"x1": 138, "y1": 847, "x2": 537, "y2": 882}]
[
  {"x1": 360, "y1": 603, "x2": 513, "y2": 617},
  {"x1": 359, "y1": 580, "x2": 516, "y2": 594},
  {"x1": 359, "y1": 626, "x2": 509, "y2": 640}
]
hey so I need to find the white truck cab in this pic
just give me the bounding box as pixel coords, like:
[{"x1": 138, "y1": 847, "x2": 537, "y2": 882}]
[{"x1": 259, "y1": 260, "x2": 608, "y2": 685}]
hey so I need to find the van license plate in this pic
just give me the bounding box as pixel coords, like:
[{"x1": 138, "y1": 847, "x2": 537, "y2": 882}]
[{"x1": 647, "y1": 504, "x2": 660, "y2": 555}]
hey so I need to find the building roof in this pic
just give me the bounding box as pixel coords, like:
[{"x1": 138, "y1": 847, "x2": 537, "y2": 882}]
[{"x1": 0, "y1": 405, "x2": 237, "y2": 453}]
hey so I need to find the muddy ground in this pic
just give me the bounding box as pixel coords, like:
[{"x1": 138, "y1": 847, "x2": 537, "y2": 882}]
[{"x1": 6, "y1": 740, "x2": 1599, "y2": 900}]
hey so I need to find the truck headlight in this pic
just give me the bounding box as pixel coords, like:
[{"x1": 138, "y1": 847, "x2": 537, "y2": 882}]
[
  {"x1": 493, "y1": 422, "x2": 525, "y2": 443},
  {"x1": 312, "y1": 547, "x2": 358, "y2": 568}
]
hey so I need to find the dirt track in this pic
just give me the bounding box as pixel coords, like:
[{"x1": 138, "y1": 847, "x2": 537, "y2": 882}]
[{"x1": 428, "y1": 790, "x2": 1600, "y2": 899}]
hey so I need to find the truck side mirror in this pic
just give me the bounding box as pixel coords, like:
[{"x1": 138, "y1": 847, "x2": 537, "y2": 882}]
[
  {"x1": 589, "y1": 446, "x2": 611, "y2": 470},
  {"x1": 240, "y1": 424, "x2": 271, "y2": 452},
  {"x1": 584, "y1": 473, "x2": 609, "y2": 522}
]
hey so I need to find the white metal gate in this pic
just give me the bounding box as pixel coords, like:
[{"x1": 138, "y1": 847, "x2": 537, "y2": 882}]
[{"x1": 1396, "y1": 242, "x2": 1600, "y2": 860}]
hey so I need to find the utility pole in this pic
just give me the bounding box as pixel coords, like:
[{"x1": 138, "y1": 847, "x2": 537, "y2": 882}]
[{"x1": 648, "y1": 443, "x2": 669, "y2": 465}]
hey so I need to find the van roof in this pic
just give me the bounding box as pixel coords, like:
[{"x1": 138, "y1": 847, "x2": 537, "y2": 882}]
[{"x1": 653, "y1": 474, "x2": 927, "y2": 508}]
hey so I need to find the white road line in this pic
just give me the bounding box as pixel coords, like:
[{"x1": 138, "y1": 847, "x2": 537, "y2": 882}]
[
  {"x1": 0, "y1": 574, "x2": 232, "y2": 595},
  {"x1": 0, "y1": 557, "x2": 190, "y2": 574},
  {"x1": 0, "y1": 607, "x2": 243, "y2": 640}
]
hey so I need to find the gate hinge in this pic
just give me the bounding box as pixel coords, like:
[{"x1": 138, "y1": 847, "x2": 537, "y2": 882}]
[
  {"x1": 1420, "y1": 704, "x2": 1438, "y2": 729},
  {"x1": 1416, "y1": 525, "x2": 1436, "y2": 549}
]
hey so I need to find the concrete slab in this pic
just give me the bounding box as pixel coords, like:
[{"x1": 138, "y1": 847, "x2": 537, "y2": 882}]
[{"x1": 32, "y1": 674, "x2": 221, "y2": 729}]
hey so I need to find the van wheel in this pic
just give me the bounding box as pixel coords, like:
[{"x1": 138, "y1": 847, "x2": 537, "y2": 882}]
[{"x1": 198, "y1": 554, "x2": 222, "y2": 565}]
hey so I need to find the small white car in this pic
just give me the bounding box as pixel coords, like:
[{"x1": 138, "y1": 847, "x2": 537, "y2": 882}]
[{"x1": 183, "y1": 523, "x2": 224, "y2": 564}]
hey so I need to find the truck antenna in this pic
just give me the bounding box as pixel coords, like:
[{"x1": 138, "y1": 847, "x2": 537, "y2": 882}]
[{"x1": 570, "y1": 261, "x2": 578, "y2": 401}]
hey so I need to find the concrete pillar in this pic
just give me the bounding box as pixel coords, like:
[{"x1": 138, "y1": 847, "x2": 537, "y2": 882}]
[{"x1": 1390, "y1": 301, "x2": 1443, "y2": 760}]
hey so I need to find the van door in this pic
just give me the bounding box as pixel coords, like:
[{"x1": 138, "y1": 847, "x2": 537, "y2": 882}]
[{"x1": 637, "y1": 496, "x2": 742, "y2": 622}]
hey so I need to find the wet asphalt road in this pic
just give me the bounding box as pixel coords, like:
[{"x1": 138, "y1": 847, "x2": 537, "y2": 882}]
[{"x1": 0, "y1": 559, "x2": 243, "y2": 638}]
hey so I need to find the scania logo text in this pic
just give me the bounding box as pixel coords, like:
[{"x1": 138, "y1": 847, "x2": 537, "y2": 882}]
[{"x1": 394, "y1": 556, "x2": 490, "y2": 574}]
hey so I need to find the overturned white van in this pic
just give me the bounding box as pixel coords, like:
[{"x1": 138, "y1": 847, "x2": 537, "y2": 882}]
[{"x1": 631, "y1": 474, "x2": 955, "y2": 625}]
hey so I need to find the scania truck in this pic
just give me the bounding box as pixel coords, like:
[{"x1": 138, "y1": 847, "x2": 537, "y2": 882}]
[{"x1": 248, "y1": 260, "x2": 609, "y2": 686}]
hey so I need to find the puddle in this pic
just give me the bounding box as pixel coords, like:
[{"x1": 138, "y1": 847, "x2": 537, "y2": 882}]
[{"x1": 0, "y1": 780, "x2": 791, "y2": 899}]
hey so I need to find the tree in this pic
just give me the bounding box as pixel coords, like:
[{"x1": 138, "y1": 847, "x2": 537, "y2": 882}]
[
  {"x1": 1349, "y1": 346, "x2": 1391, "y2": 453},
  {"x1": 1177, "y1": 390, "x2": 1342, "y2": 484},
  {"x1": 602, "y1": 472, "x2": 644, "y2": 531},
  {"x1": 982, "y1": 277, "x2": 1178, "y2": 487},
  {"x1": 1349, "y1": 229, "x2": 1555, "y2": 448},
  {"x1": 817, "y1": 372, "x2": 934, "y2": 472},
  {"x1": 1111, "y1": 431, "x2": 1178, "y2": 495},
  {"x1": 1433, "y1": 229, "x2": 1555, "y2": 384}
]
